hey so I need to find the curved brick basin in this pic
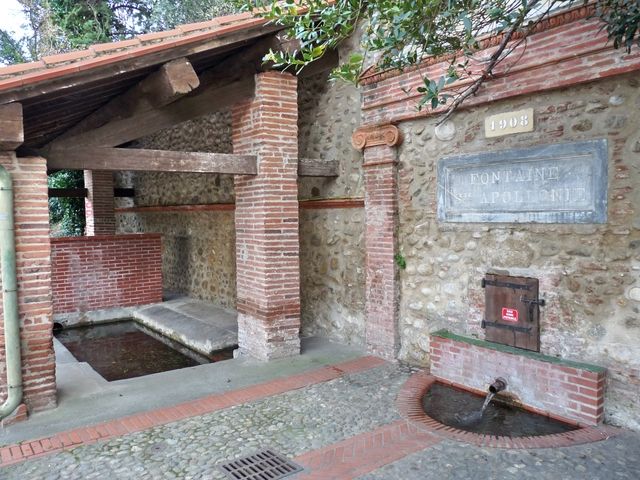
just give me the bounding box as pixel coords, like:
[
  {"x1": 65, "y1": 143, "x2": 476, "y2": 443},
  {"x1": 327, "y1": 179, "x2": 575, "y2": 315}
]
[{"x1": 397, "y1": 372, "x2": 619, "y2": 449}]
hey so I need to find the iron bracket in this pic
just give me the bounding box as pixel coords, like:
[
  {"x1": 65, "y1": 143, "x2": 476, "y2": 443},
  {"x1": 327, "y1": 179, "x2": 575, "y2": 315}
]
[
  {"x1": 482, "y1": 278, "x2": 532, "y2": 291},
  {"x1": 481, "y1": 319, "x2": 532, "y2": 333}
]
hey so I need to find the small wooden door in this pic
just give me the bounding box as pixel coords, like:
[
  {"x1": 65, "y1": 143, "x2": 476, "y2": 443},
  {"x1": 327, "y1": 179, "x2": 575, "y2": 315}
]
[{"x1": 482, "y1": 274, "x2": 542, "y2": 352}]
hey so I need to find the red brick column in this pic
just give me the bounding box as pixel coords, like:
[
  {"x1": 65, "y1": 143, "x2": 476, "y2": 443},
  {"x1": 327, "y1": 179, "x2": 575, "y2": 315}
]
[
  {"x1": 84, "y1": 170, "x2": 115, "y2": 235},
  {"x1": 353, "y1": 125, "x2": 402, "y2": 360},
  {"x1": 0, "y1": 153, "x2": 56, "y2": 418},
  {"x1": 231, "y1": 71, "x2": 301, "y2": 360}
]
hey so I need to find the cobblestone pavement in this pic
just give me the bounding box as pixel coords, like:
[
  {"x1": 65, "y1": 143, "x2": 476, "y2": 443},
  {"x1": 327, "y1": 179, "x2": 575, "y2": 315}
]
[
  {"x1": 3, "y1": 361, "x2": 640, "y2": 479},
  {"x1": 2, "y1": 363, "x2": 414, "y2": 479},
  {"x1": 359, "y1": 431, "x2": 640, "y2": 480}
]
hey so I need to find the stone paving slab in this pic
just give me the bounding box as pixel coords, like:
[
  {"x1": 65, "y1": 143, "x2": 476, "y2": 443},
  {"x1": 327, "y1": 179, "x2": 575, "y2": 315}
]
[{"x1": 134, "y1": 298, "x2": 238, "y2": 355}]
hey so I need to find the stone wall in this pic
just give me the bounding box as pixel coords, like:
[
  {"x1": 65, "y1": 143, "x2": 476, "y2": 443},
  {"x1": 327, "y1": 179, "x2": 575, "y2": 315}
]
[
  {"x1": 115, "y1": 112, "x2": 237, "y2": 308},
  {"x1": 297, "y1": 66, "x2": 365, "y2": 346},
  {"x1": 115, "y1": 68, "x2": 367, "y2": 345},
  {"x1": 299, "y1": 208, "x2": 365, "y2": 344},
  {"x1": 395, "y1": 73, "x2": 640, "y2": 429}
]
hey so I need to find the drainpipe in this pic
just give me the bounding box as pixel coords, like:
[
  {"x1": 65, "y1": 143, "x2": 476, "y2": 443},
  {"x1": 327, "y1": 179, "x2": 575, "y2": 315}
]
[{"x1": 0, "y1": 165, "x2": 22, "y2": 420}]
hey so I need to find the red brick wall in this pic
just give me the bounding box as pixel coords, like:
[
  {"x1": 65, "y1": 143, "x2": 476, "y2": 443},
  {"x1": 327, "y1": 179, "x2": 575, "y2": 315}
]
[
  {"x1": 430, "y1": 334, "x2": 606, "y2": 426},
  {"x1": 84, "y1": 170, "x2": 115, "y2": 236},
  {"x1": 360, "y1": 6, "x2": 640, "y2": 125},
  {"x1": 51, "y1": 234, "x2": 162, "y2": 314},
  {"x1": 0, "y1": 154, "x2": 56, "y2": 414},
  {"x1": 232, "y1": 71, "x2": 301, "y2": 360},
  {"x1": 363, "y1": 145, "x2": 399, "y2": 360}
]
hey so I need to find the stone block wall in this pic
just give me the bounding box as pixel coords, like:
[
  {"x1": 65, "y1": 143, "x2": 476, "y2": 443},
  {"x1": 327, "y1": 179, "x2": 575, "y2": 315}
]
[
  {"x1": 0, "y1": 154, "x2": 56, "y2": 414},
  {"x1": 430, "y1": 332, "x2": 606, "y2": 426},
  {"x1": 299, "y1": 207, "x2": 365, "y2": 344},
  {"x1": 51, "y1": 234, "x2": 162, "y2": 315}
]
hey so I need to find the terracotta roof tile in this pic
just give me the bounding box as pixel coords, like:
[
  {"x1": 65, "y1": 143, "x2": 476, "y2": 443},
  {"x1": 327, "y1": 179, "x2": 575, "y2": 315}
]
[
  {"x1": 0, "y1": 77, "x2": 24, "y2": 90},
  {"x1": 136, "y1": 29, "x2": 183, "y2": 43},
  {"x1": 0, "y1": 11, "x2": 274, "y2": 94},
  {"x1": 75, "y1": 51, "x2": 136, "y2": 72},
  {"x1": 177, "y1": 19, "x2": 224, "y2": 33},
  {"x1": 91, "y1": 39, "x2": 141, "y2": 53},
  {"x1": 41, "y1": 49, "x2": 94, "y2": 66},
  {"x1": 0, "y1": 61, "x2": 45, "y2": 78}
]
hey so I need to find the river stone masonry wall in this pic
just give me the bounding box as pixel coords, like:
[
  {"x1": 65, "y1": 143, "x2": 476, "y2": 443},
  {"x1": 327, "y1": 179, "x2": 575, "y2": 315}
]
[
  {"x1": 297, "y1": 69, "x2": 365, "y2": 346},
  {"x1": 115, "y1": 112, "x2": 237, "y2": 308},
  {"x1": 115, "y1": 68, "x2": 366, "y2": 345},
  {"x1": 396, "y1": 73, "x2": 640, "y2": 429}
]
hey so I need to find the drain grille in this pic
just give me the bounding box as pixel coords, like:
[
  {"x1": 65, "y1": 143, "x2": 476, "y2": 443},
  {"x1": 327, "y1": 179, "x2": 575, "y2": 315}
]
[{"x1": 219, "y1": 449, "x2": 303, "y2": 480}]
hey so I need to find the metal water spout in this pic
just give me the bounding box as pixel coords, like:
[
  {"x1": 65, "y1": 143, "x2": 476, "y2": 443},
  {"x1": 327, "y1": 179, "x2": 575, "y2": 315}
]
[{"x1": 489, "y1": 377, "x2": 507, "y2": 394}]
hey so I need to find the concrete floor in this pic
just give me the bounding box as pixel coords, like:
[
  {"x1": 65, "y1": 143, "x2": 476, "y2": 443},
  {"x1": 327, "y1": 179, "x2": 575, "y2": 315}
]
[{"x1": 0, "y1": 336, "x2": 364, "y2": 446}]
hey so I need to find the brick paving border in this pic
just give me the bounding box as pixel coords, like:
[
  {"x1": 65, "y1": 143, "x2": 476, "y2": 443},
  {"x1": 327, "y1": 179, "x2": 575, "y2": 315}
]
[
  {"x1": 0, "y1": 356, "x2": 386, "y2": 468},
  {"x1": 396, "y1": 371, "x2": 620, "y2": 449},
  {"x1": 293, "y1": 420, "x2": 441, "y2": 479}
]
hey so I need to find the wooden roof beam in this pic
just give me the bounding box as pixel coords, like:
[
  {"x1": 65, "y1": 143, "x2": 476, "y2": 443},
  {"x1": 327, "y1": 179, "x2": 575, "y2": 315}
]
[
  {"x1": 0, "y1": 103, "x2": 23, "y2": 151},
  {"x1": 298, "y1": 158, "x2": 339, "y2": 177},
  {"x1": 46, "y1": 147, "x2": 257, "y2": 174},
  {"x1": 44, "y1": 76, "x2": 255, "y2": 151},
  {"x1": 57, "y1": 57, "x2": 200, "y2": 141}
]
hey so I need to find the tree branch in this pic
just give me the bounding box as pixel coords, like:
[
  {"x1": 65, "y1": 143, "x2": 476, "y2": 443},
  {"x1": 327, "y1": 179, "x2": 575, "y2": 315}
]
[{"x1": 437, "y1": 0, "x2": 543, "y2": 125}]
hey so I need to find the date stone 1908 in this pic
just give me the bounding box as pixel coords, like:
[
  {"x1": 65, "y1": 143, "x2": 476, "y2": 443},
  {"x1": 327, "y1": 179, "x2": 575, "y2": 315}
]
[{"x1": 437, "y1": 139, "x2": 608, "y2": 223}]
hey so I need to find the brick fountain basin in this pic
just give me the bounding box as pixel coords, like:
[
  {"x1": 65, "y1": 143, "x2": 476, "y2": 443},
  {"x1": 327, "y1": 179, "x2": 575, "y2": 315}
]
[{"x1": 395, "y1": 330, "x2": 619, "y2": 448}]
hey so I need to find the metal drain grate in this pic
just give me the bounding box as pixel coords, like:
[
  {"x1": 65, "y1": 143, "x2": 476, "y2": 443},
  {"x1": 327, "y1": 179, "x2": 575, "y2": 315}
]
[{"x1": 219, "y1": 449, "x2": 303, "y2": 480}]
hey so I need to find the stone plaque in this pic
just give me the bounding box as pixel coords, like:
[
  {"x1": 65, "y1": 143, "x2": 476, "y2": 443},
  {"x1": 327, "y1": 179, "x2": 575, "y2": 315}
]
[
  {"x1": 437, "y1": 139, "x2": 608, "y2": 223},
  {"x1": 485, "y1": 108, "x2": 534, "y2": 138}
]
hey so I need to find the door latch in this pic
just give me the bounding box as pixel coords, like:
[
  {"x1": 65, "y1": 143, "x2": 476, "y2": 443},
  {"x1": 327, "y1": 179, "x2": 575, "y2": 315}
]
[{"x1": 520, "y1": 296, "x2": 545, "y2": 323}]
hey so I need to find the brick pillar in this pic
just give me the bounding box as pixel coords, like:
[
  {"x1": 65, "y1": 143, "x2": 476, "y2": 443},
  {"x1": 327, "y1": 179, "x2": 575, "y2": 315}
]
[
  {"x1": 5, "y1": 155, "x2": 57, "y2": 414},
  {"x1": 84, "y1": 170, "x2": 115, "y2": 235},
  {"x1": 231, "y1": 71, "x2": 301, "y2": 360},
  {"x1": 352, "y1": 125, "x2": 402, "y2": 360},
  {"x1": 0, "y1": 103, "x2": 56, "y2": 421}
]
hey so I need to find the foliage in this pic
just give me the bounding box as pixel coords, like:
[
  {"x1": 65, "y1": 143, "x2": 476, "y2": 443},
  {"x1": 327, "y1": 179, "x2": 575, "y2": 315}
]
[
  {"x1": 239, "y1": 0, "x2": 640, "y2": 119},
  {"x1": 0, "y1": 0, "x2": 237, "y2": 64},
  {"x1": 597, "y1": 0, "x2": 640, "y2": 53},
  {"x1": 145, "y1": 0, "x2": 236, "y2": 31},
  {"x1": 0, "y1": 29, "x2": 28, "y2": 64},
  {"x1": 48, "y1": 171, "x2": 85, "y2": 237},
  {"x1": 48, "y1": 0, "x2": 152, "y2": 48},
  {"x1": 394, "y1": 253, "x2": 407, "y2": 270}
]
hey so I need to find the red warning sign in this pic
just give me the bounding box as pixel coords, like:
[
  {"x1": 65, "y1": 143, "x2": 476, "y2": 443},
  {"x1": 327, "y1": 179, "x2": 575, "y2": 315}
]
[{"x1": 501, "y1": 308, "x2": 519, "y2": 322}]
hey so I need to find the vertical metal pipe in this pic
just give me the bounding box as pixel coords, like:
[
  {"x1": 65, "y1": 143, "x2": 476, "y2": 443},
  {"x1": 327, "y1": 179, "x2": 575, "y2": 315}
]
[{"x1": 0, "y1": 165, "x2": 22, "y2": 420}]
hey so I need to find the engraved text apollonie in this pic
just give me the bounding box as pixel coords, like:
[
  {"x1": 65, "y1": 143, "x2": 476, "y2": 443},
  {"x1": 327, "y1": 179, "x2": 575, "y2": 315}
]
[{"x1": 437, "y1": 140, "x2": 608, "y2": 223}]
